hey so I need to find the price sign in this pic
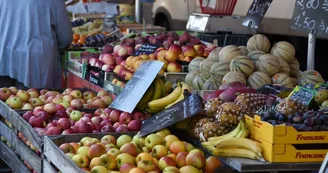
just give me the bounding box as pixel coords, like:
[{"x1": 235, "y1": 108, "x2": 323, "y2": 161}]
[
  {"x1": 132, "y1": 43, "x2": 160, "y2": 56},
  {"x1": 109, "y1": 61, "x2": 164, "y2": 113},
  {"x1": 186, "y1": 14, "x2": 209, "y2": 32},
  {"x1": 139, "y1": 93, "x2": 203, "y2": 137},
  {"x1": 243, "y1": 0, "x2": 273, "y2": 28},
  {"x1": 287, "y1": 86, "x2": 317, "y2": 106},
  {"x1": 291, "y1": 0, "x2": 328, "y2": 36}
]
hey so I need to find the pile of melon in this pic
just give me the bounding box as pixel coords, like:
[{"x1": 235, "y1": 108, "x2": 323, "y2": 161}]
[{"x1": 185, "y1": 34, "x2": 325, "y2": 90}]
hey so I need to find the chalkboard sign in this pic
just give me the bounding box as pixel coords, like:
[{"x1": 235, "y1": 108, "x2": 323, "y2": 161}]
[
  {"x1": 287, "y1": 86, "x2": 317, "y2": 106},
  {"x1": 109, "y1": 61, "x2": 164, "y2": 113},
  {"x1": 139, "y1": 93, "x2": 203, "y2": 137},
  {"x1": 291, "y1": 0, "x2": 328, "y2": 36},
  {"x1": 133, "y1": 43, "x2": 160, "y2": 56},
  {"x1": 242, "y1": 0, "x2": 273, "y2": 28}
]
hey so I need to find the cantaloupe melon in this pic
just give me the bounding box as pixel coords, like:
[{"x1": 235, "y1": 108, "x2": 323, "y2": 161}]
[
  {"x1": 222, "y1": 71, "x2": 246, "y2": 85},
  {"x1": 247, "y1": 50, "x2": 265, "y2": 63},
  {"x1": 298, "y1": 70, "x2": 325, "y2": 86},
  {"x1": 277, "y1": 57, "x2": 290, "y2": 76},
  {"x1": 199, "y1": 58, "x2": 219, "y2": 79},
  {"x1": 255, "y1": 54, "x2": 280, "y2": 77},
  {"x1": 272, "y1": 73, "x2": 295, "y2": 88},
  {"x1": 289, "y1": 57, "x2": 300, "y2": 78},
  {"x1": 203, "y1": 78, "x2": 221, "y2": 90},
  {"x1": 210, "y1": 61, "x2": 230, "y2": 79},
  {"x1": 193, "y1": 75, "x2": 207, "y2": 90},
  {"x1": 229, "y1": 55, "x2": 255, "y2": 77},
  {"x1": 207, "y1": 47, "x2": 222, "y2": 61},
  {"x1": 219, "y1": 45, "x2": 243, "y2": 62},
  {"x1": 271, "y1": 41, "x2": 295, "y2": 62},
  {"x1": 188, "y1": 57, "x2": 205, "y2": 73},
  {"x1": 238, "y1": 46, "x2": 248, "y2": 56},
  {"x1": 185, "y1": 71, "x2": 200, "y2": 86},
  {"x1": 247, "y1": 71, "x2": 272, "y2": 89},
  {"x1": 247, "y1": 34, "x2": 271, "y2": 53},
  {"x1": 291, "y1": 78, "x2": 298, "y2": 86}
]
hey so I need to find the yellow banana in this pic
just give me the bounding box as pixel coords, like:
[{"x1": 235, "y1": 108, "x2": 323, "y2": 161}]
[
  {"x1": 150, "y1": 79, "x2": 163, "y2": 100},
  {"x1": 236, "y1": 120, "x2": 249, "y2": 138},
  {"x1": 158, "y1": 78, "x2": 166, "y2": 98},
  {"x1": 148, "y1": 83, "x2": 182, "y2": 109},
  {"x1": 215, "y1": 138, "x2": 262, "y2": 157},
  {"x1": 164, "y1": 81, "x2": 173, "y2": 95},
  {"x1": 209, "y1": 148, "x2": 262, "y2": 160},
  {"x1": 136, "y1": 84, "x2": 154, "y2": 108},
  {"x1": 145, "y1": 107, "x2": 162, "y2": 114},
  {"x1": 207, "y1": 120, "x2": 242, "y2": 142},
  {"x1": 165, "y1": 82, "x2": 190, "y2": 109}
]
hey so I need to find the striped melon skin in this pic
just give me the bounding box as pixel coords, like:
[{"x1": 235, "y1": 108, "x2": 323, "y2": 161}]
[
  {"x1": 188, "y1": 57, "x2": 205, "y2": 73},
  {"x1": 219, "y1": 45, "x2": 243, "y2": 62},
  {"x1": 203, "y1": 78, "x2": 221, "y2": 90},
  {"x1": 247, "y1": 50, "x2": 265, "y2": 63},
  {"x1": 298, "y1": 70, "x2": 325, "y2": 86},
  {"x1": 199, "y1": 58, "x2": 220, "y2": 79},
  {"x1": 222, "y1": 71, "x2": 246, "y2": 85},
  {"x1": 272, "y1": 73, "x2": 295, "y2": 88},
  {"x1": 210, "y1": 61, "x2": 230, "y2": 79},
  {"x1": 289, "y1": 57, "x2": 300, "y2": 78},
  {"x1": 207, "y1": 47, "x2": 222, "y2": 61},
  {"x1": 291, "y1": 78, "x2": 298, "y2": 86},
  {"x1": 271, "y1": 41, "x2": 295, "y2": 62},
  {"x1": 229, "y1": 55, "x2": 255, "y2": 77},
  {"x1": 185, "y1": 70, "x2": 200, "y2": 86},
  {"x1": 255, "y1": 54, "x2": 280, "y2": 77},
  {"x1": 238, "y1": 46, "x2": 248, "y2": 56},
  {"x1": 247, "y1": 34, "x2": 271, "y2": 53},
  {"x1": 247, "y1": 71, "x2": 272, "y2": 89},
  {"x1": 277, "y1": 57, "x2": 290, "y2": 76},
  {"x1": 193, "y1": 75, "x2": 207, "y2": 90}
]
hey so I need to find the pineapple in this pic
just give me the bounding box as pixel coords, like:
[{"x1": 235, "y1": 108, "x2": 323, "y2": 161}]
[
  {"x1": 275, "y1": 99, "x2": 308, "y2": 115},
  {"x1": 234, "y1": 93, "x2": 268, "y2": 116},
  {"x1": 194, "y1": 118, "x2": 228, "y2": 141},
  {"x1": 215, "y1": 102, "x2": 242, "y2": 127},
  {"x1": 204, "y1": 98, "x2": 225, "y2": 117}
]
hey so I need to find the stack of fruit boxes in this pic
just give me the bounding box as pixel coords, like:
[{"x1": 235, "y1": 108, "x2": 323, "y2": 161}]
[{"x1": 245, "y1": 115, "x2": 328, "y2": 162}]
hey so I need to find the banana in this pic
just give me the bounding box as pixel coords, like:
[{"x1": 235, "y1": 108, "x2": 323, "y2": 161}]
[
  {"x1": 148, "y1": 83, "x2": 182, "y2": 109},
  {"x1": 209, "y1": 148, "x2": 262, "y2": 160},
  {"x1": 145, "y1": 107, "x2": 162, "y2": 114},
  {"x1": 207, "y1": 120, "x2": 243, "y2": 142},
  {"x1": 165, "y1": 82, "x2": 190, "y2": 109},
  {"x1": 215, "y1": 138, "x2": 262, "y2": 157},
  {"x1": 236, "y1": 120, "x2": 249, "y2": 138},
  {"x1": 150, "y1": 79, "x2": 163, "y2": 100},
  {"x1": 158, "y1": 78, "x2": 166, "y2": 98},
  {"x1": 136, "y1": 84, "x2": 154, "y2": 108},
  {"x1": 164, "y1": 81, "x2": 173, "y2": 95}
]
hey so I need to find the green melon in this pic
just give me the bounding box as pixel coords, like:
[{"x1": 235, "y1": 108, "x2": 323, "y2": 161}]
[
  {"x1": 298, "y1": 70, "x2": 325, "y2": 86},
  {"x1": 272, "y1": 73, "x2": 295, "y2": 88},
  {"x1": 255, "y1": 54, "x2": 280, "y2": 77},
  {"x1": 219, "y1": 45, "x2": 243, "y2": 62},
  {"x1": 222, "y1": 71, "x2": 246, "y2": 85},
  {"x1": 185, "y1": 70, "x2": 200, "y2": 87},
  {"x1": 289, "y1": 57, "x2": 300, "y2": 78},
  {"x1": 238, "y1": 46, "x2": 248, "y2": 56},
  {"x1": 193, "y1": 75, "x2": 207, "y2": 90},
  {"x1": 277, "y1": 57, "x2": 290, "y2": 76},
  {"x1": 210, "y1": 61, "x2": 230, "y2": 79},
  {"x1": 247, "y1": 50, "x2": 266, "y2": 63},
  {"x1": 229, "y1": 55, "x2": 255, "y2": 77},
  {"x1": 247, "y1": 71, "x2": 272, "y2": 89},
  {"x1": 247, "y1": 34, "x2": 271, "y2": 53},
  {"x1": 271, "y1": 41, "x2": 295, "y2": 62},
  {"x1": 199, "y1": 58, "x2": 220, "y2": 79},
  {"x1": 188, "y1": 57, "x2": 205, "y2": 73},
  {"x1": 203, "y1": 78, "x2": 221, "y2": 90},
  {"x1": 207, "y1": 47, "x2": 222, "y2": 61}
]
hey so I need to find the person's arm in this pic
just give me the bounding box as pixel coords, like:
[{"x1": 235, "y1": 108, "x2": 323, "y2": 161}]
[{"x1": 53, "y1": 0, "x2": 73, "y2": 50}]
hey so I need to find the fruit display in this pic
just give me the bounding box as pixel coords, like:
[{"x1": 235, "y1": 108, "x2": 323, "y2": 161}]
[
  {"x1": 57, "y1": 129, "x2": 222, "y2": 173},
  {"x1": 0, "y1": 87, "x2": 113, "y2": 109},
  {"x1": 21, "y1": 107, "x2": 148, "y2": 136}
]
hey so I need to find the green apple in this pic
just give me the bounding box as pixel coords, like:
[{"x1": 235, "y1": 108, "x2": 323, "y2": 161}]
[
  {"x1": 163, "y1": 135, "x2": 179, "y2": 148},
  {"x1": 70, "y1": 110, "x2": 82, "y2": 122},
  {"x1": 117, "y1": 135, "x2": 132, "y2": 148},
  {"x1": 116, "y1": 153, "x2": 135, "y2": 169},
  {"x1": 72, "y1": 154, "x2": 89, "y2": 168},
  {"x1": 107, "y1": 148, "x2": 122, "y2": 158},
  {"x1": 145, "y1": 134, "x2": 163, "y2": 150},
  {"x1": 151, "y1": 145, "x2": 168, "y2": 159},
  {"x1": 66, "y1": 153, "x2": 75, "y2": 159}
]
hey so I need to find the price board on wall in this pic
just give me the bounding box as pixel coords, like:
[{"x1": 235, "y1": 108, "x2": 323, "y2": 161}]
[
  {"x1": 291, "y1": 0, "x2": 328, "y2": 37},
  {"x1": 242, "y1": 0, "x2": 273, "y2": 28}
]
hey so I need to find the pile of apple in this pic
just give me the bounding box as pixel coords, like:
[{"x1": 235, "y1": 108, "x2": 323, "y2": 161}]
[
  {"x1": 59, "y1": 129, "x2": 222, "y2": 173},
  {"x1": 112, "y1": 78, "x2": 126, "y2": 88},
  {"x1": 0, "y1": 87, "x2": 113, "y2": 109},
  {"x1": 22, "y1": 106, "x2": 148, "y2": 136}
]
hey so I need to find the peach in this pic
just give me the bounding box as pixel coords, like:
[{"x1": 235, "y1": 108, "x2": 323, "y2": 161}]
[
  {"x1": 164, "y1": 50, "x2": 179, "y2": 62},
  {"x1": 182, "y1": 46, "x2": 197, "y2": 58},
  {"x1": 204, "y1": 156, "x2": 222, "y2": 173},
  {"x1": 194, "y1": 45, "x2": 205, "y2": 56},
  {"x1": 167, "y1": 62, "x2": 182, "y2": 72},
  {"x1": 169, "y1": 141, "x2": 186, "y2": 155},
  {"x1": 120, "y1": 143, "x2": 138, "y2": 157},
  {"x1": 185, "y1": 152, "x2": 205, "y2": 169},
  {"x1": 155, "y1": 50, "x2": 166, "y2": 61}
]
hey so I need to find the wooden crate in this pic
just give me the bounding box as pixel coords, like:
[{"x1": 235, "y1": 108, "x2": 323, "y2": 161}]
[
  {"x1": 0, "y1": 119, "x2": 42, "y2": 173},
  {"x1": 43, "y1": 132, "x2": 137, "y2": 173}
]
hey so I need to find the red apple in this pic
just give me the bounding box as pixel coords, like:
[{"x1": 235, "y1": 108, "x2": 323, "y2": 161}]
[
  {"x1": 77, "y1": 122, "x2": 93, "y2": 133},
  {"x1": 45, "y1": 127, "x2": 61, "y2": 136},
  {"x1": 113, "y1": 122, "x2": 121, "y2": 129},
  {"x1": 33, "y1": 107, "x2": 44, "y2": 115},
  {"x1": 119, "y1": 112, "x2": 132, "y2": 125},
  {"x1": 182, "y1": 45, "x2": 197, "y2": 57},
  {"x1": 45, "y1": 122, "x2": 57, "y2": 131},
  {"x1": 22, "y1": 111, "x2": 34, "y2": 122},
  {"x1": 101, "y1": 124, "x2": 115, "y2": 132},
  {"x1": 94, "y1": 108, "x2": 104, "y2": 116},
  {"x1": 83, "y1": 113, "x2": 93, "y2": 119},
  {"x1": 36, "y1": 111, "x2": 51, "y2": 123},
  {"x1": 91, "y1": 99, "x2": 107, "y2": 108},
  {"x1": 99, "y1": 53, "x2": 116, "y2": 65},
  {"x1": 57, "y1": 118, "x2": 72, "y2": 130},
  {"x1": 0, "y1": 87, "x2": 12, "y2": 101},
  {"x1": 54, "y1": 109, "x2": 69, "y2": 119},
  {"x1": 100, "y1": 119, "x2": 112, "y2": 127},
  {"x1": 132, "y1": 112, "x2": 145, "y2": 121},
  {"x1": 167, "y1": 62, "x2": 182, "y2": 72},
  {"x1": 100, "y1": 112, "x2": 110, "y2": 120},
  {"x1": 80, "y1": 117, "x2": 91, "y2": 123},
  {"x1": 110, "y1": 110, "x2": 121, "y2": 123},
  {"x1": 104, "y1": 108, "x2": 113, "y2": 114},
  {"x1": 44, "y1": 103, "x2": 57, "y2": 115},
  {"x1": 62, "y1": 128, "x2": 74, "y2": 135},
  {"x1": 87, "y1": 122, "x2": 97, "y2": 130},
  {"x1": 116, "y1": 124, "x2": 129, "y2": 132},
  {"x1": 128, "y1": 120, "x2": 142, "y2": 131},
  {"x1": 169, "y1": 45, "x2": 183, "y2": 55},
  {"x1": 91, "y1": 117, "x2": 103, "y2": 126}
]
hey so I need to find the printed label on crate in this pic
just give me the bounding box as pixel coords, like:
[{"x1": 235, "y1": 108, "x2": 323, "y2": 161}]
[
  {"x1": 287, "y1": 86, "x2": 317, "y2": 106},
  {"x1": 109, "y1": 61, "x2": 164, "y2": 113},
  {"x1": 132, "y1": 43, "x2": 160, "y2": 56},
  {"x1": 314, "y1": 83, "x2": 328, "y2": 90},
  {"x1": 139, "y1": 92, "x2": 203, "y2": 137},
  {"x1": 243, "y1": 0, "x2": 273, "y2": 28}
]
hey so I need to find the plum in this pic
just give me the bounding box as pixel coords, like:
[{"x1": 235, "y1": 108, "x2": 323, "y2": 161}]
[
  {"x1": 287, "y1": 114, "x2": 295, "y2": 123},
  {"x1": 303, "y1": 110, "x2": 316, "y2": 119},
  {"x1": 313, "y1": 117, "x2": 322, "y2": 126},
  {"x1": 320, "y1": 115, "x2": 328, "y2": 125},
  {"x1": 292, "y1": 115, "x2": 303, "y2": 124},
  {"x1": 312, "y1": 125, "x2": 320, "y2": 131},
  {"x1": 278, "y1": 114, "x2": 288, "y2": 122},
  {"x1": 304, "y1": 118, "x2": 314, "y2": 127},
  {"x1": 299, "y1": 124, "x2": 312, "y2": 131},
  {"x1": 293, "y1": 124, "x2": 302, "y2": 131}
]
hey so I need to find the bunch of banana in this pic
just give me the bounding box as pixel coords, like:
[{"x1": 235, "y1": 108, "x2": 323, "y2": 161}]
[
  {"x1": 136, "y1": 78, "x2": 166, "y2": 111},
  {"x1": 202, "y1": 120, "x2": 264, "y2": 161},
  {"x1": 165, "y1": 82, "x2": 191, "y2": 109}
]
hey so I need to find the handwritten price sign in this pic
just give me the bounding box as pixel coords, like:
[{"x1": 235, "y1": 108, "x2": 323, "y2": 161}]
[
  {"x1": 242, "y1": 0, "x2": 273, "y2": 28},
  {"x1": 291, "y1": 0, "x2": 328, "y2": 36}
]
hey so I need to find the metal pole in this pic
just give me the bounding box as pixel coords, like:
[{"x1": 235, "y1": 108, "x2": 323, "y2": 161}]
[
  {"x1": 135, "y1": 0, "x2": 141, "y2": 23},
  {"x1": 307, "y1": 30, "x2": 316, "y2": 70}
]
